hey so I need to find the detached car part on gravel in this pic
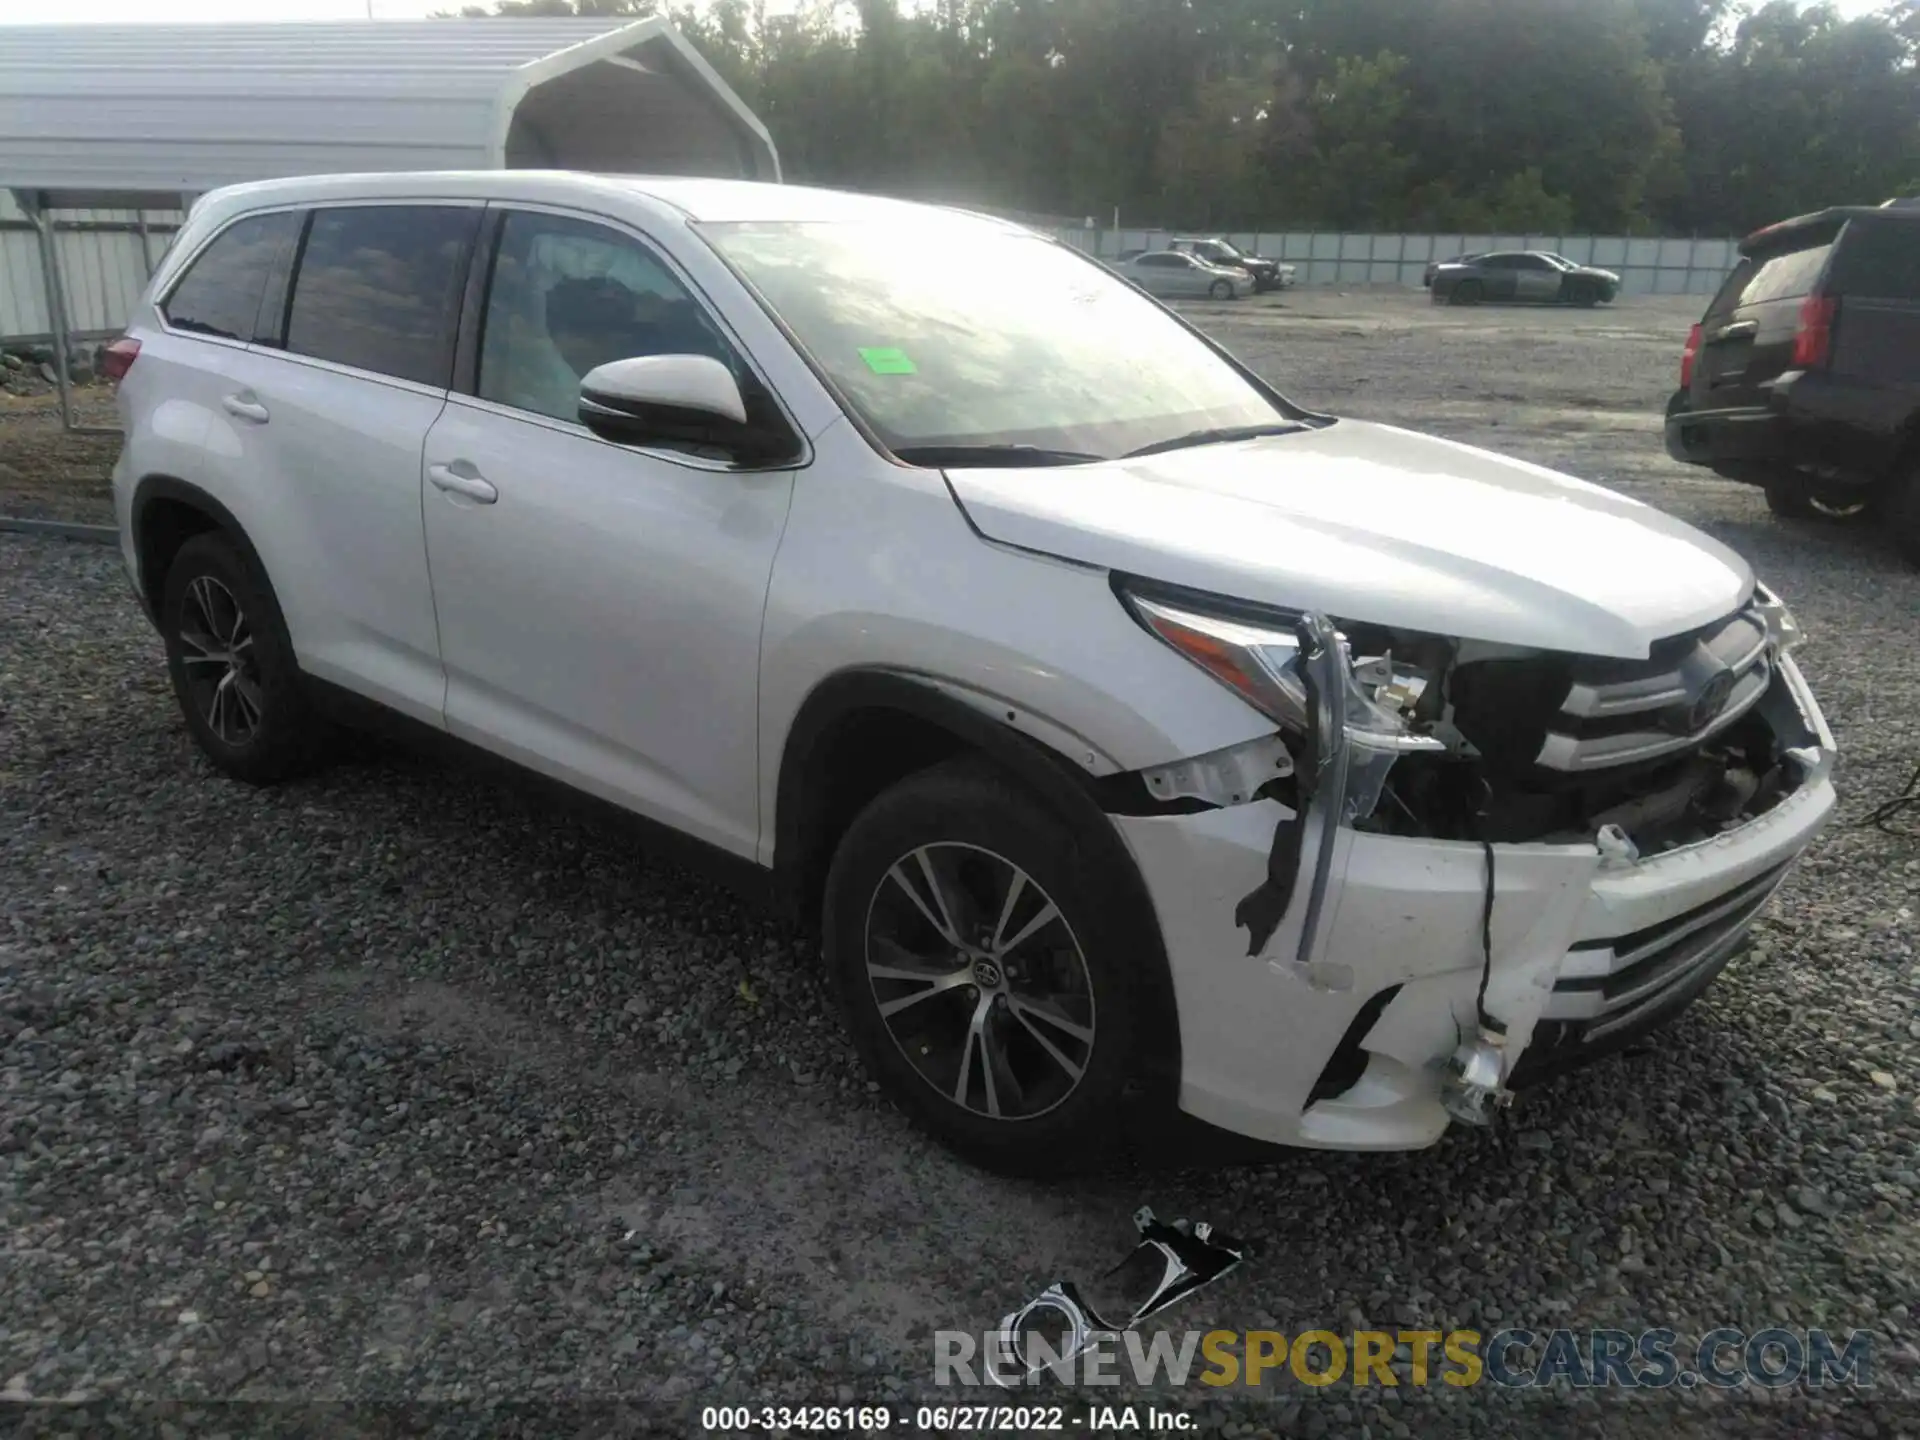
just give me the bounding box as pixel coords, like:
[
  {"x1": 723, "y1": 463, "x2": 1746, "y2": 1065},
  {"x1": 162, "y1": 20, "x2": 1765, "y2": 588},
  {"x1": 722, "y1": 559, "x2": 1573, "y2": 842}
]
[
  {"x1": 109, "y1": 171, "x2": 1836, "y2": 1176},
  {"x1": 990, "y1": 1208, "x2": 1247, "y2": 1387}
]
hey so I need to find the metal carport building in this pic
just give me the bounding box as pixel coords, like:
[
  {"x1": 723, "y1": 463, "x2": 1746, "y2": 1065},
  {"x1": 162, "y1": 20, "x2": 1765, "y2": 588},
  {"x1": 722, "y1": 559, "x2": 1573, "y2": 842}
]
[{"x1": 0, "y1": 17, "x2": 780, "y2": 430}]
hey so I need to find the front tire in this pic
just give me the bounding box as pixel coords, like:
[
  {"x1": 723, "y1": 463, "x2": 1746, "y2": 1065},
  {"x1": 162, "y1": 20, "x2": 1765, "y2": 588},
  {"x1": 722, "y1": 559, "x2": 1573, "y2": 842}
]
[
  {"x1": 822, "y1": 758, "x2": 1152, "y2": 1176},
  {"x1": 1208, "y1": 279, "x2": 1235, "y2": 300},
  {"x1": 161, "y1": 532, "x2": 329, "y2": 785}
]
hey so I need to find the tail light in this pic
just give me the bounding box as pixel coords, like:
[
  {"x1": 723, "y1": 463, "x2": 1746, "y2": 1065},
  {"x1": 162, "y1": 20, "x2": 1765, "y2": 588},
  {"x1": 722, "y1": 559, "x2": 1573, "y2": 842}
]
[
  {"x1": 1679, "y1": 323, "x2": 1702, "y2": 389},
  {"x1": 1791, "y1": 294, "x2": 1836, "y2": 369},
  {"x1": 100, "y1": 336, "x2": 141, "y2": 382}
]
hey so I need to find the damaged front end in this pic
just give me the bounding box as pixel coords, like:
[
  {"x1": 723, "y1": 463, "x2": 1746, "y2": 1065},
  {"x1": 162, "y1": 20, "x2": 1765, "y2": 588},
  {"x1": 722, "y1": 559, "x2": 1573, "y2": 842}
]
[{"x1": 1113, "y1": 577, "x2": 1835, "y2": 1136}]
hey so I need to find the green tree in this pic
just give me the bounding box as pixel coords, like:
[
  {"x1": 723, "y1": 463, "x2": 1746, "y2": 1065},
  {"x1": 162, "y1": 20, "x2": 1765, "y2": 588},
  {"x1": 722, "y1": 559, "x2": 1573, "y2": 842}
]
[{"x1": 449, "y1": 0, "x2": 1919, "y2": 235}]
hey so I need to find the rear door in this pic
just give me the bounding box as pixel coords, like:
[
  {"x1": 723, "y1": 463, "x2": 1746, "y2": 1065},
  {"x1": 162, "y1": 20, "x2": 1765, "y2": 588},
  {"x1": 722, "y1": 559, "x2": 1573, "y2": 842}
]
[
  {"x1": 1689, "y1": 220, "x2": 1841, "y2": 412},
  {"x1": 234, "y1": 201, "x2": 483, "y2": 723},
  {"x1": 1478, "y1": 254, "x2": 1522, "y2": 300},
  {"x1": 1131, "y1": 253, "x2": 1189, "y2": 296}
]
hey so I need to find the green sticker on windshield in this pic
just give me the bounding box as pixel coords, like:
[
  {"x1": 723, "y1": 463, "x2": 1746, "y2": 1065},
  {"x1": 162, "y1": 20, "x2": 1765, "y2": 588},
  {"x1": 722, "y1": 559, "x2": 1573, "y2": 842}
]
[{"x1": 859, "y1": 346, "x2": 917, "y2": 375}]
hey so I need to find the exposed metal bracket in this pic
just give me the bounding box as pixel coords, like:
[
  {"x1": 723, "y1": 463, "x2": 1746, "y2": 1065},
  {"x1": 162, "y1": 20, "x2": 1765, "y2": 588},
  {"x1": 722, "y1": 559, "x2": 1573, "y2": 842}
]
[{"x1": 1137, "y1": 733, "x2": 1293, "y2": 808}]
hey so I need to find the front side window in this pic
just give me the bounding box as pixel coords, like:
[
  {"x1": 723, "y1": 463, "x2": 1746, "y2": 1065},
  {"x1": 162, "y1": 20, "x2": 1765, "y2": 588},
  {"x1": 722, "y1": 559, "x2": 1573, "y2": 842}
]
[
  {"x1": 284, "y1": 205, "x2": 480, "y2": 387},
  {"x1": 161, "y1": 210, "x2": 300, "y2": 342},
  {"x1": 703, "y1": 218, "x2": 1288, "y2": 458},
  {"x1": 477, "y1": 210, "x2": 740, "y2": 425}
]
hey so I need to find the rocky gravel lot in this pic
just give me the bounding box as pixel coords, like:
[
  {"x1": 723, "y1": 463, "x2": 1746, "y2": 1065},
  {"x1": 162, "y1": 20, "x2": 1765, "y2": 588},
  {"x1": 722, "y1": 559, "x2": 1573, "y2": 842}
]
[{"x1": 3, "y1": 291, "x2": 1919, "y2": 1438}]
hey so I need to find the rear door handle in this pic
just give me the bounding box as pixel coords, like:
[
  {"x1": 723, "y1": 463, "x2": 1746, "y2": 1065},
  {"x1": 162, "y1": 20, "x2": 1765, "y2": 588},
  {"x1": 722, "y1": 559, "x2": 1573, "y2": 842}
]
[
  {"x1": 427, "y1": 462, "x2": 498, "y2": 505},
  {"x1": 221, "y1": 393, "x2": 270, "y2": 423}
]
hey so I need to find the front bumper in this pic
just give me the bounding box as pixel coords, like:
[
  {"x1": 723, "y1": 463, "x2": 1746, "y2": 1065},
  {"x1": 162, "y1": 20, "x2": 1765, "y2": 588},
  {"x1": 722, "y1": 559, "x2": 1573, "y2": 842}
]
[{"x1": 1112, "y1": 653, "x2": 1837, "y2": 1151}]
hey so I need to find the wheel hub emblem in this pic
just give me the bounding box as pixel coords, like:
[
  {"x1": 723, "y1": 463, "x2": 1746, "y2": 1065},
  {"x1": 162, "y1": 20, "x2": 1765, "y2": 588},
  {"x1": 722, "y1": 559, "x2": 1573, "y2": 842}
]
[{"x1": 972, "y1": 960, "x2": 1003, "y2": 989}]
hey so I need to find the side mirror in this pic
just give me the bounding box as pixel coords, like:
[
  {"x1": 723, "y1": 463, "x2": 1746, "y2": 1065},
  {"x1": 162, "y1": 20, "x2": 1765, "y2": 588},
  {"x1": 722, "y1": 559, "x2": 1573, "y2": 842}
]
[{"x1": 579, "y1": 354, "x2": 784, "y2": 462}]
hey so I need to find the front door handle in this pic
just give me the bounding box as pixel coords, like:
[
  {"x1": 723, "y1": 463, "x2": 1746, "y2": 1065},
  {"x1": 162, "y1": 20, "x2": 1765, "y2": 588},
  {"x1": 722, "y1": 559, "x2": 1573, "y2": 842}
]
[
  {"x1": 1707, "y1": 320, "x2": 1758, "y2": 344},
  {"x1": 221, "y1": 393, "x2": 270, "y2": 424},
  {"x1": 427, "y1": 462, "x2": 498, "y2": 505}
]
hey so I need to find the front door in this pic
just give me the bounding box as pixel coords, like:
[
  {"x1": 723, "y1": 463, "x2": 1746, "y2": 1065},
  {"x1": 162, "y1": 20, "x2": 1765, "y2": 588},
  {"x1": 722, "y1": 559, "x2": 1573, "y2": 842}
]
[
  {"x1": 420, "y1": 206, "x2": 802, "y2": 858},
  {"x1": 1512, "y1": 254, "x2": 1563, "y2": 302}
]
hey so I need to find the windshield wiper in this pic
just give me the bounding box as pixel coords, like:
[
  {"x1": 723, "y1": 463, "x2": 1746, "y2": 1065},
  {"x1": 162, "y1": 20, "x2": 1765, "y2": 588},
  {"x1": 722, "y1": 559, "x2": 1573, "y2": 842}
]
[
  {"x1": 893, "y1": 443, "x2": 1104, "y2": 468},
  {"x1": 1122, "y1": 422, "x2": 1308, "y2": 459}
]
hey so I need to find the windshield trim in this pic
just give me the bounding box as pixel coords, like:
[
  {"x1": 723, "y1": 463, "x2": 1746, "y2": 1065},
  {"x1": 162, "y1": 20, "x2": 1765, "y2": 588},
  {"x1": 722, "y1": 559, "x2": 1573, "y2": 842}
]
[{"x1": 688, "y1": 218, "x2": 1323, "y2": 468}]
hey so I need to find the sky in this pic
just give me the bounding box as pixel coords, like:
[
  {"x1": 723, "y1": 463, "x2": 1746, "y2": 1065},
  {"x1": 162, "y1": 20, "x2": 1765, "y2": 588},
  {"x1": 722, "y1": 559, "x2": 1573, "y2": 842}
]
[{"x1": 0, "y1": 0, "x2": 1899, "y2": 19}]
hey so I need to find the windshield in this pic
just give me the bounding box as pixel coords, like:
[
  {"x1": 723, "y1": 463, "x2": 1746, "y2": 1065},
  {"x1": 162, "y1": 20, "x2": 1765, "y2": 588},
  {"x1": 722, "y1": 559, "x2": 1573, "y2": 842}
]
[{"x1": 700, "y1": 220, "x2": 1287, "y2": 460}]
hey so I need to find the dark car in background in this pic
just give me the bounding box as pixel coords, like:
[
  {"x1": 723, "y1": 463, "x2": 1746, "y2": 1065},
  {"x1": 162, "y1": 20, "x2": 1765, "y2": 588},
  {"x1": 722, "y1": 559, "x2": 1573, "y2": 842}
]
[
  {"x1": 1168, "y1": 236, "x2": 1295, "y2": 292},
  {"x1": 1664, "y1": 201, "x2": 1920, "y2": 564},
  {"x1": 1423, "y1": 252, "x2": 1482, "y2": 287},
  {"x1": 1430, "y1": 250, "x2": 1620, "y2": 306}
]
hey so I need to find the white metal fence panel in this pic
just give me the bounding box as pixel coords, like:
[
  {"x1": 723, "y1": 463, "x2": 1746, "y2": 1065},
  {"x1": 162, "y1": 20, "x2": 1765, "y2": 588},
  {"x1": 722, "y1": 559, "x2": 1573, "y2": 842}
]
[{"x1": 1, "y1": 191, "x2": 184, "y2": 345}]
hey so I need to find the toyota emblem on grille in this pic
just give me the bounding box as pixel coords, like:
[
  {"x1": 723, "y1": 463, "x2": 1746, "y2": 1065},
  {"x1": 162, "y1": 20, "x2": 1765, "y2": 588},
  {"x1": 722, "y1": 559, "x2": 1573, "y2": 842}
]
[{"x1": 1685, "y1": 668, "x2": 1737, "y2": 733}]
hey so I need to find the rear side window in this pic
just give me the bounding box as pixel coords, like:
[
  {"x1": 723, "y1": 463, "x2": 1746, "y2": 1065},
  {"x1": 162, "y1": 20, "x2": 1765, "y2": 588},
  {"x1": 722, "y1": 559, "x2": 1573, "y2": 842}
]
[
  {"x1": 1710, "y1": 228, "x2": 1839, "y2": 317},
  {"x1": 284, "y1": 205, "x2": 480, "y2": 387},
  {"x1": 1829, "y1": 221, "x2": 1920, "y2": 300},
  {"x1": 160, "y1": 211, "x2": 300, "y2": 342}
]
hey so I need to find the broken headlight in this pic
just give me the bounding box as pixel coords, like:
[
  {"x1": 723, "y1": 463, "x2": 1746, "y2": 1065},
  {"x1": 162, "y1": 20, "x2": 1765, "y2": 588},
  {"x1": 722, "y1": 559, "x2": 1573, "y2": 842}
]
[{"x1": 1125, "y1": 592, "x2": 1447, "y2": 767}]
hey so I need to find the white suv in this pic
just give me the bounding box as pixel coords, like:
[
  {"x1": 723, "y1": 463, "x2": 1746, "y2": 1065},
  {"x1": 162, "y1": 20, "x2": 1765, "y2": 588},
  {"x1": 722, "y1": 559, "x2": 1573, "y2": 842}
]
[{"x1": 110, "y1": 171, "x2": 1837, "y2": 1175}]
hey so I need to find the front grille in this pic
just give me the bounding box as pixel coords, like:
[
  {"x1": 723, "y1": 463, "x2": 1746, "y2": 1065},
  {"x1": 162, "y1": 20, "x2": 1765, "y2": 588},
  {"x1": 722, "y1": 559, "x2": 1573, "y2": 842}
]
[
  {"x1": 1539, "y1": 860, "x2": 1789, "y2": 1040},
  {"x1": 1448, "y1": 598, "x2": 1774, "y2": 777},
  {"x1": 1537, "y1": 603, "x2": 1772, "y2": 772}
]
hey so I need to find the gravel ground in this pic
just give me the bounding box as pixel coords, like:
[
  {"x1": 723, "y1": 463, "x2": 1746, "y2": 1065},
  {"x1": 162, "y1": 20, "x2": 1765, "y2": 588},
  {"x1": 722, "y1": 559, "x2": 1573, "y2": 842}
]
[
  {"x1": 3, "y1": 290, "x2": 1919, "y2": 1438},
  {"x1": 0, "y1": 387, "x2": 117, "y2": 526}
]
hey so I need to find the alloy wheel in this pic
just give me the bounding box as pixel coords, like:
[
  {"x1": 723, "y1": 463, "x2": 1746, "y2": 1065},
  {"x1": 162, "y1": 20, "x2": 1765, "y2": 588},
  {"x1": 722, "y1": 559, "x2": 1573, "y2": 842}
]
[
  {"x1": 862, "y1": 842, "x2": 1095, "y2": 1121},
  {"x1": 176, "y1": 574, "x2": 265, "y2": 746}
]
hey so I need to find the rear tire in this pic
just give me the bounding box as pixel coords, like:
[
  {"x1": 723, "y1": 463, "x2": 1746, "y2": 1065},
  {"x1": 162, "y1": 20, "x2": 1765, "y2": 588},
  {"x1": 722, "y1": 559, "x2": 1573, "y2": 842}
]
[
  {"x1": 1764, "y1": 473, "x2": 1873, "y2": 523},
  {"x1": 821, "y1": 757, "x2": 1156, "y2": 1176},
  {"x1": 160, "y1": 532, "x2": 329, "y2": 785},
  {"x1": 1451, "y1": 279, "x2": 1483, "y2": 306}
]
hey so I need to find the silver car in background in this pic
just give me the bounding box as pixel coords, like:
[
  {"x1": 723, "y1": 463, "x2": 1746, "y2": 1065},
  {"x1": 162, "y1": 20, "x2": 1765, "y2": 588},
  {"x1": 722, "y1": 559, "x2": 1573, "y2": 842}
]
[{"x1": 1120, "y1": 249, "x2": 1247, "y2": 300}]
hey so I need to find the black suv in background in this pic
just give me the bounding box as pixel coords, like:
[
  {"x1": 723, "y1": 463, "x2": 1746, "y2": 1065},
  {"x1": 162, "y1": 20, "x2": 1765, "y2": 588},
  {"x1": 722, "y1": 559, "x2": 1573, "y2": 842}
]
[{"x1": 1665, "y1": 201, "x2": 1920, "y2": 564}]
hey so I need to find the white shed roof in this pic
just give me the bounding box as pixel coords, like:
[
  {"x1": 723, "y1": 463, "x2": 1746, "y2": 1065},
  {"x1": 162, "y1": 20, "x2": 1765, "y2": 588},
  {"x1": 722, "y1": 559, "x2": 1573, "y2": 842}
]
[{"x1": 0, "y1": 18, "x2": 779, "y2": 203}]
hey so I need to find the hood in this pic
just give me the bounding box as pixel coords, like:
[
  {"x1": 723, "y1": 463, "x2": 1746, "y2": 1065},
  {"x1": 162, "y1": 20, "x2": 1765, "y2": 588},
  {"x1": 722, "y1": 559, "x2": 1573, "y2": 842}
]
[
  {"x1": 1575, "y1": 265, "x2": 1621, "y2": 282},
  {"x1": 944, "y1": 420, "x2": 1753, "y2": 659}
]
